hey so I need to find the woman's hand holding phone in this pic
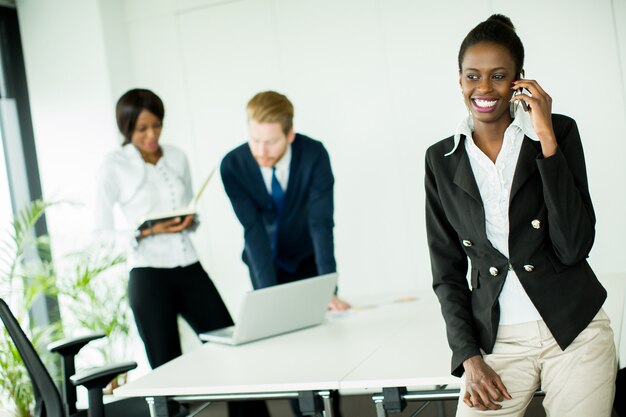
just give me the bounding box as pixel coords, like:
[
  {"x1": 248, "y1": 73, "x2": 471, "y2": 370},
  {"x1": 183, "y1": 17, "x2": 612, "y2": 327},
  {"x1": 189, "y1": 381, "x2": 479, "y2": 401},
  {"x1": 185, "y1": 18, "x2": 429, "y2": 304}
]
[
  {"x1": 515, "y1": 87, "x2": 530, "y2": 112},
  {"x1": 511, "y1": 78, "x2": 558, "y2": 157}
]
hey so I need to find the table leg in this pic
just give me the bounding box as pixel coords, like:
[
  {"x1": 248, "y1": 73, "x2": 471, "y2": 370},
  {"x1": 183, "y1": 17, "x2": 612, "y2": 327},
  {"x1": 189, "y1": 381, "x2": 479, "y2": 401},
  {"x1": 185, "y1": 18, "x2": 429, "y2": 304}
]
[
  {"x1": 436, "y1": 401, "x2": 446, "y2": 417},
  {"x1": 374, "y1": 397, "x2": 388, "y2": 417},
  {"x1": 146, "y1": 397, "x2": 170, "y2": 417},
  {"x1": 298, "y1": 390, "x2": 323, "y2": 416},
  {"x1": 433, "y1": 385, "x2": 447, "y2": 417},
  {"x1": 320, "y1": 391, "x2": 335, "y2": 417}
]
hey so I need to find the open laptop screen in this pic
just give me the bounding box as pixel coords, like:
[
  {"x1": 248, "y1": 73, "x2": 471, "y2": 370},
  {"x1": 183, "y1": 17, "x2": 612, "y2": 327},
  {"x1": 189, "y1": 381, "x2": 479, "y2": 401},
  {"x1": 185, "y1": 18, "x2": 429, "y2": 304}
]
[{"x1": 200, "y1": 273, "x2": 338, "y2": 345}]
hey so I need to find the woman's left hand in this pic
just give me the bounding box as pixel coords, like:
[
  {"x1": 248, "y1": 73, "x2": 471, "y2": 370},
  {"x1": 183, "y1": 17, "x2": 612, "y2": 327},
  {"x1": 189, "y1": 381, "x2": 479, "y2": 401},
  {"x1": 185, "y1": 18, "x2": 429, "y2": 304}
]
[
  {"x1": 171, "y1": 215, "x2": 196, "y2": 232},
  {"x1": 511, "y1": 79, "x2": 558, "y2": 157},
  {"x1": 153, "y1": 215, "x2": 195, "y2": 234}
]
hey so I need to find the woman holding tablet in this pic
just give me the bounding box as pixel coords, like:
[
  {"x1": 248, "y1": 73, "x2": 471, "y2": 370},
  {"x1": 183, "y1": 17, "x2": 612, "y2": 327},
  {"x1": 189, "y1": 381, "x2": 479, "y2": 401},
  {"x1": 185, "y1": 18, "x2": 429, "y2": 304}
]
[{"x1": 95, "y1": 88, "x2": 267, "y2": 417}]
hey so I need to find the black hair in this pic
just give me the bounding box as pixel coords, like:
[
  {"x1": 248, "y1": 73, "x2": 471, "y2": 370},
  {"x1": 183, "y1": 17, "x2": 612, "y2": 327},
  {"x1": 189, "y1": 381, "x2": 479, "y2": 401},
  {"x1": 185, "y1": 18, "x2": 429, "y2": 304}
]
[
  {"x1": 458, "y1": 14, "x2": 525, "y2": 76},
  {"x1": 116, "y1": 89, "x2": 165, "y2": 146}
]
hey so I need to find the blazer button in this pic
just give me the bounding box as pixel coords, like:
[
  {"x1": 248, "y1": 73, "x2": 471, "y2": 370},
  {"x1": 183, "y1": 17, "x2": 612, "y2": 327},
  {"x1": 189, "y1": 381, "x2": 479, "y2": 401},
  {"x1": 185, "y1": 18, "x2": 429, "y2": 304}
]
[
  {"x1": 531, "y1": 219, "x2": 541, "y2": 229},
  {"x1": 489, "y1": 267, "x2": 499, "y2": 276},
  {"x1": 462, "y1": 240, "x2": 473, "y2": 247},
  {"x1": 523, "y1": 264, "x2": 535, "y2": 272}
]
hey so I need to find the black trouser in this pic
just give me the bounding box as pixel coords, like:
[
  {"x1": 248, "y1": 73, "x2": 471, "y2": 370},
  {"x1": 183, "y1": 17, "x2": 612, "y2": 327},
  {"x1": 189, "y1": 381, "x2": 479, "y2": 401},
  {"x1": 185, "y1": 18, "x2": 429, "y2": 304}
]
[
  {"x1": 129, "y1": 262, "x2": 269, "y2": 417},
  {"x1": 250, "y1": 255, "x2": 343, "y2": 417}
]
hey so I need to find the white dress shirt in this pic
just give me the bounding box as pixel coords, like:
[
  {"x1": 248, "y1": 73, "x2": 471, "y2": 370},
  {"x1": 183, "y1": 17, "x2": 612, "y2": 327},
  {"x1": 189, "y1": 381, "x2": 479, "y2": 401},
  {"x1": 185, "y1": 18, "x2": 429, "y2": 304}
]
[
  {"x1": 94, "y1": 144, "x2": 199, "y2": 269},
  {"x1": 259, "y1": 145, "x2": 291, "y2": 194},
  {"x1": 453, "y1": 106, "x2": 542, "y2": 325}
]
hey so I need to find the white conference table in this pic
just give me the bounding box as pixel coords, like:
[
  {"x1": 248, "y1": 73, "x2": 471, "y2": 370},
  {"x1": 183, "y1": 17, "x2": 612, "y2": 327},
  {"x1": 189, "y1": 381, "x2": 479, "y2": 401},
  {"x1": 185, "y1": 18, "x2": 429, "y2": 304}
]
[
  {"x1": 115, "y1": 293, "x2": 432, "y2": 416},
  {"x1": 340, "y1": 292, "x2": 459, "y2": 416},
  {"x1": 115, "y1": 276, "x2": 625, "y2": 417},
  {"x1": 341, "y1": 291, "x2": 455, "y2": 391}
]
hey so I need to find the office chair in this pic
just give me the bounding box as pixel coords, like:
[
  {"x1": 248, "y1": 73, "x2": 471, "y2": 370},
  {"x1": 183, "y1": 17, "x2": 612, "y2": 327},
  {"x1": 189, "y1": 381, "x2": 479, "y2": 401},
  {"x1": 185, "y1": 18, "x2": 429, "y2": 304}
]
[{"x1": 0, "y1": 298, "x2": 148, "y2": 417}]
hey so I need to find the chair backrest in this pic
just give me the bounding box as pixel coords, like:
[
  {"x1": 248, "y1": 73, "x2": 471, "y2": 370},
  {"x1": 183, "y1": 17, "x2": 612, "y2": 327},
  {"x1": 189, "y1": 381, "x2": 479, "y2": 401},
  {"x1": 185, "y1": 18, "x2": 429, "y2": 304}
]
[{"x1": 0, "y1": 298, "x2": 64, "y2": 417}]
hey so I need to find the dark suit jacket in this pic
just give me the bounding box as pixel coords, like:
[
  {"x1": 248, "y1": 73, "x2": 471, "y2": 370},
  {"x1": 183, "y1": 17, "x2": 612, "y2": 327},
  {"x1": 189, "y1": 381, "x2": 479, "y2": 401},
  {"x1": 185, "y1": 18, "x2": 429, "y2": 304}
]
[
  {"x1": 425, "y1": 114, "x2": 606, "y2": 377},
  {"x1": 221, "y1": 134, "x2": 336, "y2": 289}
]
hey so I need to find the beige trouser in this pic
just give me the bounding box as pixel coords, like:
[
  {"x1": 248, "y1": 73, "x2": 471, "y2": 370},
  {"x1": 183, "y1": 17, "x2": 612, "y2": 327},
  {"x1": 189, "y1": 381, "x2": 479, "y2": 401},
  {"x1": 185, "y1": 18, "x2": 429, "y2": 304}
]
[{"x1": 456, "y1": 309, "x2": 617, "y2": 417}]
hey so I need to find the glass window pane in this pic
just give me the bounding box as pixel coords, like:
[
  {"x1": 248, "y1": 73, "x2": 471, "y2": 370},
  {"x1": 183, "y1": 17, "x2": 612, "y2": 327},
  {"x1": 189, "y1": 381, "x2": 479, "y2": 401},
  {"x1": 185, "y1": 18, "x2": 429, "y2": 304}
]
[{"x1": 0, "y1": 128, "x2": 12, "y2": 234}]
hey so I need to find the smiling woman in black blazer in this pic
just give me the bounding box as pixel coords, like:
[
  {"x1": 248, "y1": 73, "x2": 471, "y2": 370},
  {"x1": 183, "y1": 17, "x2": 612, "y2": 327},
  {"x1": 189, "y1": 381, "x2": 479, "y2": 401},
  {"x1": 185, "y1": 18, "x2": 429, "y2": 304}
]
[{"x1": 425, "y1": 14, "x2": 616, "y2": 416}]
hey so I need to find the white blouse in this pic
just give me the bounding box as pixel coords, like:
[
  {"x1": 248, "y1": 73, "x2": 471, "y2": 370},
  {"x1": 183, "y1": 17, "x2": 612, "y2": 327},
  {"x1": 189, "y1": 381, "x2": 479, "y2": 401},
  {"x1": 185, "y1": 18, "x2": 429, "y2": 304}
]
[
  {"x1": 94, "y1": 144, "x2": 199, "y2": 269},
  {"x1": 453, "y1": 107, "x2": 543, "y2": 325}
]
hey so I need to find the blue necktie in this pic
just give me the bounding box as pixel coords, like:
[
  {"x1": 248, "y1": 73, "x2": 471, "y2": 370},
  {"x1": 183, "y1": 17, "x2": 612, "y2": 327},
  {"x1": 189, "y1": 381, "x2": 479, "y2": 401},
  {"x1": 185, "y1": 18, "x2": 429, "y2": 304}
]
[
  {"x1": 271, "y1": 167, "x2": 285, "y2": 215},
  {"x1": 270, "y1": 167, "x2": 293, "y2": 272}
]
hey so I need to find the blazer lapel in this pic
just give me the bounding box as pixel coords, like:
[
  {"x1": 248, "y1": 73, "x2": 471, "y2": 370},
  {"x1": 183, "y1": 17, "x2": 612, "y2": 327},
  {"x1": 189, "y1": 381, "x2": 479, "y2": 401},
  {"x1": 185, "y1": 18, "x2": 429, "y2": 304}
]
[
  {"x1": 510, "y1": 137, "x2": 541, "y2": 204},
  {"x1": 451, "y1": 139, "x2": 490, "y2": 242},
  {"x1": 452, "y1": 138, "x2": 482, "y2": 204}
]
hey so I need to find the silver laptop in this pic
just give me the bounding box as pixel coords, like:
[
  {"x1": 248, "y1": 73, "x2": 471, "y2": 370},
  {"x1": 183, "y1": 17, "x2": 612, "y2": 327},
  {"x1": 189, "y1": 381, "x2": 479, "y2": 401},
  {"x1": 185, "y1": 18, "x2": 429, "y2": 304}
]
[{"x1": 200, "y1": 273, "x2": 337, "y2": 346}]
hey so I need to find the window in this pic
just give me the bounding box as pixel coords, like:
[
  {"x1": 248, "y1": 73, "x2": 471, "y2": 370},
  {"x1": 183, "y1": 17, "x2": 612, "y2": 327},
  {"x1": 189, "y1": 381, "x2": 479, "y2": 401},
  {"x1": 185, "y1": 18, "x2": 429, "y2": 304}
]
[
  {"x1": 0, "y1": 129, "x2": 11, "y2": 231},
  {"x1": 0, "y1": 5, "x2": 57, "y2": 326}
]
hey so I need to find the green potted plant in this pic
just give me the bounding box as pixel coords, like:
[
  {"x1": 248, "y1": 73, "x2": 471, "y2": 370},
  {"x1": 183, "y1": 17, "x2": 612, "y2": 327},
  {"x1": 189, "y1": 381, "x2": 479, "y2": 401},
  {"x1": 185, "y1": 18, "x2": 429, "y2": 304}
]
[
  {"x1": 0, "y1": 200, "x2": 135, "y2": 416},
  {"x1": 55, "y1": 250, "x2": 134, "y2": 393},
  {"x1": 0, "y1": 200, "x2": 58, "y2": 417}
]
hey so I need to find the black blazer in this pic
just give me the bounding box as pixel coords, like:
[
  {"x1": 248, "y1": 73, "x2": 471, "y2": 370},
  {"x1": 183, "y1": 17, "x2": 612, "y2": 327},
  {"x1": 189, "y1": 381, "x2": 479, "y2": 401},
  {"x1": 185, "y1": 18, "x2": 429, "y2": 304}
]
[
  {"x1": 221, "y1": 134, "x2": 336, "y2": 289},
  {"x1": 425, "y1": 114, "x2": 606, "y2": 377}
]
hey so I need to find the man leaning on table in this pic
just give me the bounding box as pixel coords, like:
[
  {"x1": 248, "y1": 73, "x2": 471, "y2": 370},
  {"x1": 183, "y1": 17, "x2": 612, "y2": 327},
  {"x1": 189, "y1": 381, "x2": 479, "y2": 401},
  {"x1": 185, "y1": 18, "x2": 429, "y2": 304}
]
[
  {"x1": 221, "y1": 90, "x2": 349, "y2": 417},
  {"x1": 221, "y1": 90, "x2": 350, "y2": 310}
]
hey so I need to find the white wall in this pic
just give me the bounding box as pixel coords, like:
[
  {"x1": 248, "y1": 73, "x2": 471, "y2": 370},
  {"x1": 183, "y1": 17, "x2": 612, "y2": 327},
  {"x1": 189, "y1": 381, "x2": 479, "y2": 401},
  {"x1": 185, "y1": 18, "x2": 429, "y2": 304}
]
[
  {"x1": 613, "y1": 0, "x2": 626, "y2": 365},
  {"x1": 15, "y1": 0, "x2": 626, "y2": 340},
  {"x1": 123, "y1": 0, "x2": 626, "y2": 304}
]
